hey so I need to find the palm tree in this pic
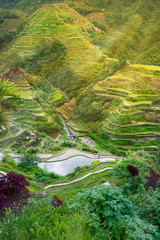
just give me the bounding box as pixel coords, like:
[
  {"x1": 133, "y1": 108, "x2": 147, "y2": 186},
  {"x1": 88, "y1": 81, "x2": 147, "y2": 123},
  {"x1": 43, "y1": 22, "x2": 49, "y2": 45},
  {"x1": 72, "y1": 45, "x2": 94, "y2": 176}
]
[
  {"x1": 0, "y1": 79, "x2": 15, "y2": 103},
  {"x1": 0, "y1": 78, "x2": 17, "y2": 130},
  {"x1": 0, "y1": 108, "x2": 8, "y2": 130}
]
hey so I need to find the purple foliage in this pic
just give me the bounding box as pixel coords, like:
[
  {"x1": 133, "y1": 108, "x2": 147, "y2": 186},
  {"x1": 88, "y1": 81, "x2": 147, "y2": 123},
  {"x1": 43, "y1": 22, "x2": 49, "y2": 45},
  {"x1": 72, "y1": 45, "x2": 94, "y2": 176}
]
[
  {"x1": 127, "y1": 165, "x2": 139, "y2": 177},
  {"x1": 146, "y1": 169, "x2": 160, "y2": 191},
  {"x1": 51, "y1": 195, "x2": 63, "y2": 208},
  {"x1": 0, "y1": 173, "x2": 30, "y2": 216}
]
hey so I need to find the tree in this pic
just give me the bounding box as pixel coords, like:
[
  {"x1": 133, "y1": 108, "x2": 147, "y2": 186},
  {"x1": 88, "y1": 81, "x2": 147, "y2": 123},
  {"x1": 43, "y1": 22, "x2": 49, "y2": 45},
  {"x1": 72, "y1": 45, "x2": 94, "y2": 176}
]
[
  {"x1": 127, "y1": 165, "x2": 139, "y2": 182},
  {"x1": 7, "y1": 52, "x2": 24, "y2": 69},
  {"x1": 18, "y1": 153, "x2": 41, "y2": 170},
  {"x1": 51, "y1": 195, "x2": 63, "y2": 208}
]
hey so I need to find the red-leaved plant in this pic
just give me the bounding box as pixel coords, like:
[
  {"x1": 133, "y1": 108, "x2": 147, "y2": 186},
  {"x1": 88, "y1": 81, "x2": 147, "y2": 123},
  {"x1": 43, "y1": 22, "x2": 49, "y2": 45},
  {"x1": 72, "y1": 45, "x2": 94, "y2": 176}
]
[
  {"x1": 0, "y1": 173, "x2": 30, "y2": 216},
  {"x1": 127, "y1": 165, "x2": 139, "y2": 177},
  {"x1": 146, "y1": 169, "x2": 160, "y2": 191},
  {"x1": 51, "y1": 195, "x2": 63, "y2": 208},
  {"x1": 127, "y1": 165, "x2": 139, "y2": 182}
]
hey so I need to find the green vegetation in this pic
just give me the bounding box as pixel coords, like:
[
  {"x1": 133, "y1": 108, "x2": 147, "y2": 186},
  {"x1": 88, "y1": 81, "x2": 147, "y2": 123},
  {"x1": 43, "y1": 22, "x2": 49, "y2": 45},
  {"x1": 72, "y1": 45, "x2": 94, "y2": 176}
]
[
  {"x1": 85, "y1": 0, "x2": 160, "y2": 65},
  {"x1": 0, "y1": 201, "x2": 93, "y2": 240},
  {"x1": 0, "y1": 79, "x2": 17, "y2": 129},
  {"x1": 77, "y1": 186, "x2": 160, "y2": 239},
  {"x1": 0, "y1": 0, "x2": 159, "y2": 156},
  {"x1": 0, "y1": 1, "x2": 159, "y2": 239},
  {"x1": 0, "y1": 8, "x2": 25, "y2": 50},
  {"x1": 0, "y1": 154, "x2": 60, "y2": 185},
  {"x1": 18, "y1": 153, "x2": 41, "y2": 170},
  {"x1": 73, "y1": 63, "x2": 160, "y2": 154},
  {"x1": 0, "y1": 151, "x2": 159, "y2": 239}
]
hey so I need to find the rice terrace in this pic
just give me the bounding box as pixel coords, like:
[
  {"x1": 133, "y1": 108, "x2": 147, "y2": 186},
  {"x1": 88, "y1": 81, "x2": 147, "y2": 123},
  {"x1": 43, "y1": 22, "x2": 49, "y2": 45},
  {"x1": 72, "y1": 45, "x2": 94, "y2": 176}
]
[{"x1": 0, "y1": 0, "x2": 160, "y2": 239}]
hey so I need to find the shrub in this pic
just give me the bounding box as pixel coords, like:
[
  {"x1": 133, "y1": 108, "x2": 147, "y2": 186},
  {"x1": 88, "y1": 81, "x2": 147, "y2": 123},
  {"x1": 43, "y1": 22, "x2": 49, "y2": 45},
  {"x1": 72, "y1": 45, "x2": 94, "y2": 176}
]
[
  {"x1": 51, "y1": 195, "x2": 63, "y2": 208},
  {"x1": 18, "y1": 153, "x2": 41, "y2": 170},
  {"x1": 127, "y1": 165, "x2": 139, "y2": 177},
  {"x1": 0, "y1": 173, "x2": 30, "y2": 216},
  {"x1": 61, "y1": 140, "x2": 77, "y2": 148},
  {"x1": 92, "y1": 20, "x2": 107, "y2": 31},
  {"x1": 131, "y1": 188, "x2": 160, "y2": 227},
  {"x1": 27, "y1": 147, "x2": 40, "y2": 154},
  {"x1": 146, "y1": 169, "x2": 160, "y2": 191},
  {"x1": 77, "y1": 186, "x2": 160, "y2": 239}
]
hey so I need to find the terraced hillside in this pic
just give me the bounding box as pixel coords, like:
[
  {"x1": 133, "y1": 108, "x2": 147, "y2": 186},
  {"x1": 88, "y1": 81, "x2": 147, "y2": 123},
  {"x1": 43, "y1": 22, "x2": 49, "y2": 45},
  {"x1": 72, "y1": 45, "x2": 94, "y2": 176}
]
[
  {"x1": 0, "y1": 8, "x2": 25, "y2": 34},
  {"x1": 7, "y1": 3, "x2": 106, "y2": 76},
  {"x1": 93, "y1": 64, "x2": 160, "y2": 153},
  {"x1": 0, "y1": 68, "x2": 63, "y2": 150},
  {"x1": 0, "y1": 1, "x2": 159, "y2": 156},
  {"x1": 0, "y1": 98, "x2": 45, "y2": 151},
  {"x1": 58, "y1": 98, "x2": 76, "y2": 119},
  {"x1": 0, "y1": 88, "x2": 46, "y2": 151}
]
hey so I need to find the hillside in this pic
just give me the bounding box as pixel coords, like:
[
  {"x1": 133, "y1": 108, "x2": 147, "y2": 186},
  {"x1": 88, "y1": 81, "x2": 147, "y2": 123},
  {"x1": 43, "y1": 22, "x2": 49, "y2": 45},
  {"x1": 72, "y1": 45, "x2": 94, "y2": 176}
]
[
  {"x1": 0, "y1": 3, "x2": 116, "y2": 95},
  {"x1": 93, "y1": 64, "x2": 160, "y2": 153},
  {"x1": 0, "y1": 1, "x2": 160, "y2": 239},
  {"x1": 9, "y1": 3, "x2": 102, "y2": 72},
  {"x1": 1, "y1": 0, "x2": 160, "y2": 65},
  {"x1": 0, "y1": 2, "x2": 159, "y2": 155}
]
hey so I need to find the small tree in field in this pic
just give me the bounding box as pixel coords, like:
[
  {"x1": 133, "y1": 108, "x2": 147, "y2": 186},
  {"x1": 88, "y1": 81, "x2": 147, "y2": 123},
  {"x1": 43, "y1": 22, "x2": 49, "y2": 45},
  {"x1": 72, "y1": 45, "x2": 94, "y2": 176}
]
[
  {"x1": 18, "y1": 153, "x2": 41, "y2": 170},
  {"x1": 127, "y1": 165, "x2": 139, "y2": 182}
]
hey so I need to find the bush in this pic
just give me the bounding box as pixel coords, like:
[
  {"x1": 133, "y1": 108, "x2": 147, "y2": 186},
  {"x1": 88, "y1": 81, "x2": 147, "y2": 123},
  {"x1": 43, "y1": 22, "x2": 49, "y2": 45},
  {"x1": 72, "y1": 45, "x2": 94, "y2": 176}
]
[
  {"x1": 18, "y1": 153, "x2": 41, "y2": 170},
  {"x1": 127, "y1": 165, "x2": 139, "y2": 177},
  {"x1": 131, "y1": 188, "x2": 160, "y2": 228},
  {"x1": 146, "y1": 169, "x2": 160, "y2": 191},
  {"x1": 61, "y1": 140, "x2": 77, "y2": 148},
  {"x1": 27, "y1": 147, "x2": 40, "y2": 154},
  {"x1": 77, "y1": 186, "x2": 160, "y2": 239},
  {"x1": 92, "y1": 20, "x2": 107, "y2": 31},
  {"x1": 51, "y1": 196, "x2": 63, "y2": 208},
  {"x1": 0, "y1": 173, "x2": 30, "y2": 216}
]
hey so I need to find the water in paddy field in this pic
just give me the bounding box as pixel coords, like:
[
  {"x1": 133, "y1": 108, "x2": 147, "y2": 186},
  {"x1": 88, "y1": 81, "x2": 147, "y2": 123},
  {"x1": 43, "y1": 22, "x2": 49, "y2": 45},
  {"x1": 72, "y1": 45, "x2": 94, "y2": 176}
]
[{"x1": 39, "y1": 156, "x2": 96, "y2": 176}]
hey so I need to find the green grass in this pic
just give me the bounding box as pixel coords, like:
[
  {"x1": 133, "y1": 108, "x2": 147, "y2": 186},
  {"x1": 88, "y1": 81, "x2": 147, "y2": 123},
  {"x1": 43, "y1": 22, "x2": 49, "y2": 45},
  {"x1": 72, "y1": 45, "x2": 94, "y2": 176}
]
[{"x1": 0, "y1": 201, "x2": 94, "y2": 240}]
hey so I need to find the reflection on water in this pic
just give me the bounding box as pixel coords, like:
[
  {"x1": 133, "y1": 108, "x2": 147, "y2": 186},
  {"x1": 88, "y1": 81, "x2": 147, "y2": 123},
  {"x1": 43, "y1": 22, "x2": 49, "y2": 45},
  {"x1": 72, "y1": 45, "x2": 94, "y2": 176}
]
[{"x1": 39, "y1": 156, "x2": 98, "y2": 176}]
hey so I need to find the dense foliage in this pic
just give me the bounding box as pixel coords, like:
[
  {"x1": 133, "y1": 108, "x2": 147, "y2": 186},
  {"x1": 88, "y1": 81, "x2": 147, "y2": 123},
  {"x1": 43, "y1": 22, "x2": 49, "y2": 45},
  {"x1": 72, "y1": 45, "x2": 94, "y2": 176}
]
[
  {"x1": 146, "y1": 169, "x2": 160, "y2": 191},
  {"x1": 0, "y1": 199, "x2": 93, "y2": 240},
  {"x1": 76, "y1": 185, "x2": 160, "y2": 240},
  {"x1": 0, "y1": 151, "x2": 159, "y2": 239},
  {"x1": 127, "y1": 165, "x2": 139, "y2": 177},
  {"x1": 0, "y1": 173, "x2": 30, "y2": 216},
  {"x1": 18, "y1": 153, "x2": 41, "y2": 170}
]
